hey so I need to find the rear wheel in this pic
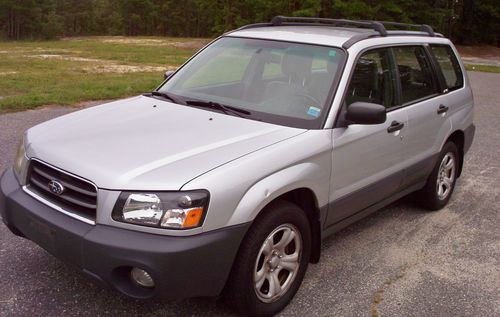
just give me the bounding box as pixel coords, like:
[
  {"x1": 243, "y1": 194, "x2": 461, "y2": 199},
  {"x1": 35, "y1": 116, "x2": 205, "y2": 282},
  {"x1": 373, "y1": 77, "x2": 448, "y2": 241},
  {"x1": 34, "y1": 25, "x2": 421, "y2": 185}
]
[
  {"x1": 224, "y1": 201, "x2": 311, "y2": 317},
  {"x1": 416, "y1": 141, "x2": 459, "y2": 210}
]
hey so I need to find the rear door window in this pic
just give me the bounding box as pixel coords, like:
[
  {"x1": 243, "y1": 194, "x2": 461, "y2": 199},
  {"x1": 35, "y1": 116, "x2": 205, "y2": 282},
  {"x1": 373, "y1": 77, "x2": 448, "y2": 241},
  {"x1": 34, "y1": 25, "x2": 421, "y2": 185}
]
[
  {"x1": 430, "y1": 44, "x2": 464, "y2": 91},
  {"x1": 393, "y1": 46, "x2": 439, "y2": 104}
]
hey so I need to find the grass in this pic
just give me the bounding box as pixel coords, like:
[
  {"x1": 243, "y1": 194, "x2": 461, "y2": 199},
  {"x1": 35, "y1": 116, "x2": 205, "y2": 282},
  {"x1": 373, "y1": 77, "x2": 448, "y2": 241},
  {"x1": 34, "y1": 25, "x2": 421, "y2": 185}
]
[
  {"x1": 0, "y1": 37, "x2": 207, "y2": 112},
  {"x1": 0, "y1": 37, "x2": 498, "y2": 113},
  {"x1": 464, "y1": 64, "x2": 500, "y2": 73}
]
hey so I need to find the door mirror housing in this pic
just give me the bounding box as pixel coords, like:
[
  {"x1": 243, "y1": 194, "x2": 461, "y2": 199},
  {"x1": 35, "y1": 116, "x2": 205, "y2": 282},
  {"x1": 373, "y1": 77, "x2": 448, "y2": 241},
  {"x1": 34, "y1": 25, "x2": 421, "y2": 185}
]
[
  {"x1": 164, "y1": 70, "x2": 175, "y2": 80},
  {"x1": 345, "y1": 102, "x2": 387, "y2": 125}
]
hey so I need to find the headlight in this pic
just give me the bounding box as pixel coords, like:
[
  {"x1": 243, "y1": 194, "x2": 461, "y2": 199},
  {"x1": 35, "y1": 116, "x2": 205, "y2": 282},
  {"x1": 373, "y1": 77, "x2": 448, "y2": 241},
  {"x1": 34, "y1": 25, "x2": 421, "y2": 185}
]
[
  {"x1": 112, "y1": 190, "x2": 209, "y2": 229},
  {"x1": 13, "y1": 134, "x2": 28, "y2": 182}
]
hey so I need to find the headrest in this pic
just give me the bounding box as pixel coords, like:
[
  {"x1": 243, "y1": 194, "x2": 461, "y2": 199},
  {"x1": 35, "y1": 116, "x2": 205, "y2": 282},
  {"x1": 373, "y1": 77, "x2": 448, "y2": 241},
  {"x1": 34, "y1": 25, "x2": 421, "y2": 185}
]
[
  {"x1": 353, "y1": 58, "x2": 378, "y2": 83},
  {"x1": 282, "y1": 47, "x2": 313, "y2": 82}
]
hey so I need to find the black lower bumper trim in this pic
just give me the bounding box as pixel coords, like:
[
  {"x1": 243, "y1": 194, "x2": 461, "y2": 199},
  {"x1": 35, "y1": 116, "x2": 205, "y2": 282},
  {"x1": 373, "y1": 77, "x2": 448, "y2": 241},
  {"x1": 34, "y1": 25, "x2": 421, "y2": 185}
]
[{"x1": 0, "y1": 168, "x2": 250, "y2": 299}]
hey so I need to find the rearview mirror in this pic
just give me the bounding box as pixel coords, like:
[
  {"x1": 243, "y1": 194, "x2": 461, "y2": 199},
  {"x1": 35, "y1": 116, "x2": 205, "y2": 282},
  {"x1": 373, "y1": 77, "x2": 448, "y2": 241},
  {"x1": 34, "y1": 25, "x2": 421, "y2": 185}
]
[
  {"x1": 345, "y1": 102, "x2": 386, "y2": 125},
  {"x1": 164, "y1": 70, "x2": 175, "y2": 80}
]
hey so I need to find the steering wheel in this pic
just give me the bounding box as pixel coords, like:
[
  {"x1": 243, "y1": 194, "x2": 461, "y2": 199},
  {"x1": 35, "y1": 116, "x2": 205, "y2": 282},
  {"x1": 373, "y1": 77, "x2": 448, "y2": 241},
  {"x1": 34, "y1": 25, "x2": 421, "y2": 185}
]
[
  {"x1": 293, "y1": 92, "x2": 320, "y2": 107},
  {"x1": 257, "y1": 91, "x2": 321, "y2": 117},
  {"x1": 289, "y1": 92, "x2": 321, "y2": 115}
]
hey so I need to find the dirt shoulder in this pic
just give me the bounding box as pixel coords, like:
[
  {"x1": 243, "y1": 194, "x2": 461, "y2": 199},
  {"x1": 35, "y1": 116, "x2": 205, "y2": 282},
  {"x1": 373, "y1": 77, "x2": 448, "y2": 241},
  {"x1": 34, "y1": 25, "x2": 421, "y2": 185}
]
[{"x1": 456, "y1": 45, "x2": 500, "y2": 66}]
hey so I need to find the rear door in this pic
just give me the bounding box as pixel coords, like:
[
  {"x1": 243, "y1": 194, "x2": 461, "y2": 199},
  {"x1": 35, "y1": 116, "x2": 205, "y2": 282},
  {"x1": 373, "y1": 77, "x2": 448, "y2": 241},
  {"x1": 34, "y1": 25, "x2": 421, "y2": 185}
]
[
  {"x1": 392, "y1": 45, "x2": 452, "y2": 188},
  {"x1": 327, "y1": 47, "x2": 408, "y2": 226}
]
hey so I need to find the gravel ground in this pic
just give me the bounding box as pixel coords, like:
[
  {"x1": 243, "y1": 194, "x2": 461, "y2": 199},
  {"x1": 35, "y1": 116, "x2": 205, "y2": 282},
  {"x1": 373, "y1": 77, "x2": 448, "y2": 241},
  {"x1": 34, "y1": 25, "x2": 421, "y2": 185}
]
[{"x1": 0, "y1": 72, "x2": 499, "y2": 317}]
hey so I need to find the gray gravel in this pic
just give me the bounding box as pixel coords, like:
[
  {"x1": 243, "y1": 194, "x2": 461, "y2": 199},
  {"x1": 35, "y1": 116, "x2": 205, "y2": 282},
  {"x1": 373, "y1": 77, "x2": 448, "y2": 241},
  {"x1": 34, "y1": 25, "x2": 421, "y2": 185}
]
[{"x1": 1, "y1": 72, "x2": 499, "y2": 317}]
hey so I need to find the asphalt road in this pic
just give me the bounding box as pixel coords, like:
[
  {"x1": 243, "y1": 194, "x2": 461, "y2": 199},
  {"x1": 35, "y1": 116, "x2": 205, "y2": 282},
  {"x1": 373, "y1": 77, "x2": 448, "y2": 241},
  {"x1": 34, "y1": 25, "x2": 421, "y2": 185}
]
[{"x1": 0, "y1": 72, "x2": 499, "y2": 317}]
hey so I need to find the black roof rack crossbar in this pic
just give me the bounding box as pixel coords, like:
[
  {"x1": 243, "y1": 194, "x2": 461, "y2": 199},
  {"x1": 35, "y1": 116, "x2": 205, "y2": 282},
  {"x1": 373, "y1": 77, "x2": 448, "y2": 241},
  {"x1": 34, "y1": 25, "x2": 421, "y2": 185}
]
[
  {"x1": 363, "y1": 20, "x2": 435, "y2": 37},
  {"x1": 342, "y1": 30, "x2": 442, "y2": 49},
  {"x1": 270, "y1": 16, "x2": 388, "y2": 36}
]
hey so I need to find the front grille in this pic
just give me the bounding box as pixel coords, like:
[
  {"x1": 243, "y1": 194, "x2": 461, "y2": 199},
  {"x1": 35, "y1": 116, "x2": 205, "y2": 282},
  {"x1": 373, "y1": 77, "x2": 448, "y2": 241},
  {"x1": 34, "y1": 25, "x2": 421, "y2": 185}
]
[{"x1": 27, "y1": 159, "x2": 97, "y2": 222}]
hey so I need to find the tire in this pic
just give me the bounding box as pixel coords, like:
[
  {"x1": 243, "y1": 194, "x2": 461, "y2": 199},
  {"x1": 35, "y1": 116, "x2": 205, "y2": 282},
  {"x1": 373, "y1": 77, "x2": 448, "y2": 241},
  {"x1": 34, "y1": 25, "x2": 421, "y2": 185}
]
[
  {"x1": 224, "y1": 200, "x2": 311, "y2": 317},
  {"x1": 415, "y1": 141, "x2": 459, "y2": 210}
]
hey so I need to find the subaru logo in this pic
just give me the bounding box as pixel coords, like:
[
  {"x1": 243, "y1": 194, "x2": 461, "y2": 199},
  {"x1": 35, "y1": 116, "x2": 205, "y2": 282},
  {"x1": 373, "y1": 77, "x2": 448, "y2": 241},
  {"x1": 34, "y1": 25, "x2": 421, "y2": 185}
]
[{"x1": 48, "y1": 180, "x2": 64, "y2": 195}]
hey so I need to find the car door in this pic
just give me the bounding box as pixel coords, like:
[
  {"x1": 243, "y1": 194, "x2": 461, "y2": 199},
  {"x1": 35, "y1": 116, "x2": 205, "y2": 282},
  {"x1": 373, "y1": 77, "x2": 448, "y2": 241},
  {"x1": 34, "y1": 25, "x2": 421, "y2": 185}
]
[
  {"x1": 326, "y1": 47, "x2": 408, "y2": 227},
  {"x1": 391, "y1": 45, "x2": 452, "y2": 188}
]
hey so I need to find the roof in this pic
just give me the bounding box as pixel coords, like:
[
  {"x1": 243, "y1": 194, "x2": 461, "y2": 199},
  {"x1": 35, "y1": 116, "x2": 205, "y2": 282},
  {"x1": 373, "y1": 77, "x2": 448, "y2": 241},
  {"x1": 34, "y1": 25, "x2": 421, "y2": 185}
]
[
  {"x1": 226, "y1": 16, "x2": 445, "y2": 49},
  {"x1": 228, "y1": 26, "x2": 372, "y2": 48}
]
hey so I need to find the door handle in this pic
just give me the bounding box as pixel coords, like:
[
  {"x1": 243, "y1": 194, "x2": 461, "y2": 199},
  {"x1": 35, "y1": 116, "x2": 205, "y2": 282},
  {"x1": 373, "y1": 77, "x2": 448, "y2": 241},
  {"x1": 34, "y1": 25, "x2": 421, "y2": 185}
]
[
  {"x1": 387, "y1": 120, "x2": 405, "y2": 133},
  {"x1": 437, "y1": 104, "x2": 449, "y2": 115}
]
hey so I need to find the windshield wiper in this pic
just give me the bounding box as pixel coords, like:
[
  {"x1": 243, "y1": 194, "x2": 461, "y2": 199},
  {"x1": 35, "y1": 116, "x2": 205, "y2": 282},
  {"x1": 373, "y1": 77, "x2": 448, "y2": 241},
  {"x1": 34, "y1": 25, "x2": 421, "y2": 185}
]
[
  {"x1": 185, "y1": 100, "x2": 251, "y2": 117},
  {"x1": 150, "y1": 91, "x2": 184, "y2": 104}
]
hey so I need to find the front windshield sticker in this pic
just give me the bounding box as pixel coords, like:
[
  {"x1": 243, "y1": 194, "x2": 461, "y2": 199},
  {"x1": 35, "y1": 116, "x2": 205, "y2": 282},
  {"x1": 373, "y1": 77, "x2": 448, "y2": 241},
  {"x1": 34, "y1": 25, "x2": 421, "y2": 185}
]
[{"x1": 307, "y1": 106, "x2": 321, "y2": 118}]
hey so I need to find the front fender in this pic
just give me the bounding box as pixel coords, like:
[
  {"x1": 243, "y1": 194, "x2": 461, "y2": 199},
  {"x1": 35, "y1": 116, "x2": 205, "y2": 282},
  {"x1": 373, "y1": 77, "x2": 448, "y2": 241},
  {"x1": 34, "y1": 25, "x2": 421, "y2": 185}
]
[
  {"x1": 181, "y1": 129, "x2": 333, "y2": 233},
  {"x1": 227, "y1": 162, "x2": 329, "y2": 227}
]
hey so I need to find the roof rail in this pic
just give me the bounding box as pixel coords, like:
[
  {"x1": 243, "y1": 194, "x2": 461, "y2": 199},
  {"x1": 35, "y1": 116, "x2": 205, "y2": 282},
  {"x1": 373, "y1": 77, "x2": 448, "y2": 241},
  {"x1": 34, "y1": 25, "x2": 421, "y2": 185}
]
[
  {"x1": 362, "y1": 20, "x2": 435, "y2": 37},
  {"x1": 236, "y1": 16, "x2": 437, "y2": 39},
  {"x1": 232, "y1": 16, "x2": 441, "y2": 49},
  {"x1": 269, "y1": 16, "x2": 388, "y2": 36}
]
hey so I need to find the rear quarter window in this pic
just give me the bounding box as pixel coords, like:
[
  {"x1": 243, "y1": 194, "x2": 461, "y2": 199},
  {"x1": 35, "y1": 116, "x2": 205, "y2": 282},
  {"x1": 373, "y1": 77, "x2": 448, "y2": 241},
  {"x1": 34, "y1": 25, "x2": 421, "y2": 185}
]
[{"x1": 430, "y1": 44, "x2": 464, "y2": 91}]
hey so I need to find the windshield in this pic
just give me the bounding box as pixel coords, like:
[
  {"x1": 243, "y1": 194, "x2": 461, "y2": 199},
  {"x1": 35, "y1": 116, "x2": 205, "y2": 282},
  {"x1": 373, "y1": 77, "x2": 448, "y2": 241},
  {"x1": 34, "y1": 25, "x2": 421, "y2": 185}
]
[{"x1": 157, "y1": 37, "x2": 345, "y2": 129}]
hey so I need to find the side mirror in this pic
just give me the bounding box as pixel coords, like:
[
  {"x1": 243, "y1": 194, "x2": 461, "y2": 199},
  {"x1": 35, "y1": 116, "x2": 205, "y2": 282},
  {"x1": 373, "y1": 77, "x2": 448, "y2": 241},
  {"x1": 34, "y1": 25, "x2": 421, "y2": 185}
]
[
  {"x1": 164, "y1": 70, "x2": 175, "y2": 80},
  {"x1": 345, "y1": 102, "x2": 386, "y2": 125}
]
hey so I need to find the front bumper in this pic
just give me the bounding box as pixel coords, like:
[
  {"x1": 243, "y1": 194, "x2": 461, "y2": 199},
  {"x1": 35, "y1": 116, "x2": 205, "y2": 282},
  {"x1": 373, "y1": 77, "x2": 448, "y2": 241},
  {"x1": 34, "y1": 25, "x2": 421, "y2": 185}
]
[{"x1": 0, "y1": 168, "x2": 249, "y2": 299}]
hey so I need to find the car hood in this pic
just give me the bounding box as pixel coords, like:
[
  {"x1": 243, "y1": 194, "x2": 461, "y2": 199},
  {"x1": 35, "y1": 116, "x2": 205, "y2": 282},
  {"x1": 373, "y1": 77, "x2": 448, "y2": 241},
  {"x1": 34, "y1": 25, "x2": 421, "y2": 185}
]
[{"x1": 26, "y1": 96, "x2": 305, "y2": 190}]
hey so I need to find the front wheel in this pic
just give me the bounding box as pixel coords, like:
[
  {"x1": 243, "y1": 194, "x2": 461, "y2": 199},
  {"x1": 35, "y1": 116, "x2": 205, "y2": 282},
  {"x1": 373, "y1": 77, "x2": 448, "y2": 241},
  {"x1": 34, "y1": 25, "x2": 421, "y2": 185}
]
[
  {"x1": 416, "y1": 141, "x2": 459, "y2": 210},
  {"x1": 224, "y1": 201, "x2": 311, "y2": 317}
]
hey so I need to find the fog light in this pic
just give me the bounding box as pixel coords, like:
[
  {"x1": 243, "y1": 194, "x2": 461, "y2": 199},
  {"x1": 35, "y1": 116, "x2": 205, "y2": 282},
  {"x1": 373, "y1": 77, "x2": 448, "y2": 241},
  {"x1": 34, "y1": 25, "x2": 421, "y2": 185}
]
[{"x1": 130, "y1": 267, "x2": 155, "y2": 288}]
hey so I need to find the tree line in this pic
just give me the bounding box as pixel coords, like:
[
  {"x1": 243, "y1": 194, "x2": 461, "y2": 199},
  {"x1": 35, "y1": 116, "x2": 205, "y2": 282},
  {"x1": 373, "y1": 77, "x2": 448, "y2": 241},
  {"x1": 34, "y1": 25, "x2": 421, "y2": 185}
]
[{"x1": 0, "y1": 0, "x2": 498, "y2": 45}]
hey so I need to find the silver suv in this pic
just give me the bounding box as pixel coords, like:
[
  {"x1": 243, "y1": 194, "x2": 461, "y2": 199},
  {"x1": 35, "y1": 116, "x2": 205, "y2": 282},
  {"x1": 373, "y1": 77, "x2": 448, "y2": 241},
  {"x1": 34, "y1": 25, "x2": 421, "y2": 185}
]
[{"x1": 0, "y1": 16, "x2": 474, "y2": 316}]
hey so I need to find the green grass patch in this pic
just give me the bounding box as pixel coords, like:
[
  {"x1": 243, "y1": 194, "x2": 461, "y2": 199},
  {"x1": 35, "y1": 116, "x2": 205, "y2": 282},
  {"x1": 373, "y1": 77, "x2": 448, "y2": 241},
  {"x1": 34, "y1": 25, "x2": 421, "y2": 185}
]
[
  {"x1": 4, "y1": 37, "x2": 496, "y2": 114},
  {"x1": 465, "y1": 64, "x2": 500, "y2": 73},
  {"x1": 0, "y1": 37, "x2": 206, "y2": 113}
]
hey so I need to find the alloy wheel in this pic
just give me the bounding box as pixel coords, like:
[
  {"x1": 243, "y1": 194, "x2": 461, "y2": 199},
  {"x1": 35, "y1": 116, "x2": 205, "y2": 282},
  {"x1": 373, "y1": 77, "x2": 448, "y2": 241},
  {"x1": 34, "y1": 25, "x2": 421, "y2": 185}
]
[
  {"x1": 253, "y1": 224, "x2": 302, "y2": 303},
  {"x1": 436, "y1": 152, "x2": 456, "y2": 200}
]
